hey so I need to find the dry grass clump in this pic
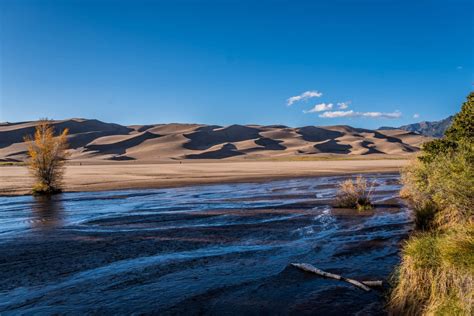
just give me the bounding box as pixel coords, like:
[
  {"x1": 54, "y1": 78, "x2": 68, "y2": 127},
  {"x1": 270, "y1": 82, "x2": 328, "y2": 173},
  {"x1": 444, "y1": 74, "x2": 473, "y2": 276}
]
[
  {"x1": 335, "y1": 176, "x2": 375, "y2": 211},
  {"x1": 24, "y1": 119, "x2": 69, "y2": 195},
  {"x1": 389, "y1": 224, "x2": 474, "y2": 315}
]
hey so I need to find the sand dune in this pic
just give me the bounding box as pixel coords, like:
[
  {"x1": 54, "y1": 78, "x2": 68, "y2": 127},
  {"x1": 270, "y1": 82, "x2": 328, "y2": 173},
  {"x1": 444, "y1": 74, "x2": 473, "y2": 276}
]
[{"x1": 0, "y1": 118, "x2": 431, "y2": 162}]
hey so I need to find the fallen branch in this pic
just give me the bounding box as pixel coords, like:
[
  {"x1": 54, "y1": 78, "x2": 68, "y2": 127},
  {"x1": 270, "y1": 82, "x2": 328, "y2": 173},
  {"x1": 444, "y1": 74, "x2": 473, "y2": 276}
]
[
  {"x1": 291, "y1": 263, "x2": 382, "y2": 292},
  {"x1": 361, "y1": 280, "x2": 383, "y2": 287}
]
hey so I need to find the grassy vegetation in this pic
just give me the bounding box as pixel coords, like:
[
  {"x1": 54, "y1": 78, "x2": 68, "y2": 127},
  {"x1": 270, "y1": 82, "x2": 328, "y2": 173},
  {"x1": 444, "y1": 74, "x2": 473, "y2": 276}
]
[
  {"x1": 390, "y1": 224, "x2": 473, "y2": 315},
  {"x1": 390, "y1": 92, "x2": 474, "y2": 315},
  {"x1": 262, "y1": 154, "x2": 413, "y2": 162},
  {"x1": 24, "y1": 119, "x2": 70, "y2": 195},
  {"x1": 335, "y1": 176, "x2": 374, "y2": 211},
  {"x1": 0, "y1": 161, "x2": 25, "y2": 166}
]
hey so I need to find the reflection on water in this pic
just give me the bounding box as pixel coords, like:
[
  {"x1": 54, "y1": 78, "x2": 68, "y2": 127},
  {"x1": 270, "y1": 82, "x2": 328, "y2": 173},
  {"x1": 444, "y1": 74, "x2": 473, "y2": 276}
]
[
  {"x1": 31, "y1": 195, "x2": 65, "y2": 231},
  {"x1": 0, "y1": 174, "x2": 412, "y2": 314}
]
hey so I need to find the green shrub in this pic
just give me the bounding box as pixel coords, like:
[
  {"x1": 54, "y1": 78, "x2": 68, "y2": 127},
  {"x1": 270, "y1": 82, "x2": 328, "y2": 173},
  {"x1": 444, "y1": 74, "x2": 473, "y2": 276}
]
[{"x1": 391, "y1": 92, "x2": 474, "y2": 315}]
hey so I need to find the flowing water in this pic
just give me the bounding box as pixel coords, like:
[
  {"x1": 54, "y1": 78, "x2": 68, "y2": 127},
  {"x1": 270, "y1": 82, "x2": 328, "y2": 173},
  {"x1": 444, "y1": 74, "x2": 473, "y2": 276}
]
[{"x1": 0, "y1": 174, "x2": 412, "y2": 315}]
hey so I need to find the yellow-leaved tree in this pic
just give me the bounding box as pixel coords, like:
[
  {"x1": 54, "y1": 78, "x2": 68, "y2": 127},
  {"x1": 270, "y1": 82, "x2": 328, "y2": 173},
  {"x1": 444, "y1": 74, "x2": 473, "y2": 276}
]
[{"x1": 24, "y1": 119, "x2": 70, "y2": 194}]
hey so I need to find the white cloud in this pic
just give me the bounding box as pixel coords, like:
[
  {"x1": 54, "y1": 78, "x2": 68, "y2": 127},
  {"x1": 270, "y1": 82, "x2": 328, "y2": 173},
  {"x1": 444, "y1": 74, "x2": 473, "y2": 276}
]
[
  {"x1": 319, "y1": 110, "x2": 355, "y2": 118},
  {"x1": 303, "y1": 103, "x2": 333, "y2": 113},
  {"x1": 286, "y1": 90, "x2": 322, "y2": 106},
  {"x1": 319, "y1": 110, "x2": 402, "y2": 119},
  {"x1": 337, "y1": 101, "x2": 350, "y2": 109},
  {"x1": 413, "y1": 113, "x2": 420, "y2": 119}
]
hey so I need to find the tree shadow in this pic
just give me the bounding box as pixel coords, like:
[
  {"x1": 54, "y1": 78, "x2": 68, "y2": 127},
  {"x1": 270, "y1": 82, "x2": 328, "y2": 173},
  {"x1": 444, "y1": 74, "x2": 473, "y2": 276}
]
[{"x1": 31, "y1": 195, "x2": 65, "y2": 231}]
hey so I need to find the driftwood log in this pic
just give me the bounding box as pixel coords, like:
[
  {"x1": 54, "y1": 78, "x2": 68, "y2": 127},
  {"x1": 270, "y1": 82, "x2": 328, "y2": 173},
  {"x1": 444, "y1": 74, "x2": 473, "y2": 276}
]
[
  {"x1": 291, "y1": 263, "x2": 383, "y2": 292},
  {"x1": 361, "y1": 280, "x2": 383, "y2": 287}
]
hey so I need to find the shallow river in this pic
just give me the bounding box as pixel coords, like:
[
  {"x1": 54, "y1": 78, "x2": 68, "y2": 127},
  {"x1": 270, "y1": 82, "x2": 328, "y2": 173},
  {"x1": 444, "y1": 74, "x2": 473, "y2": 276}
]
[{"x1": 0, "y1": 174, "x2": 412, "y2": 315}]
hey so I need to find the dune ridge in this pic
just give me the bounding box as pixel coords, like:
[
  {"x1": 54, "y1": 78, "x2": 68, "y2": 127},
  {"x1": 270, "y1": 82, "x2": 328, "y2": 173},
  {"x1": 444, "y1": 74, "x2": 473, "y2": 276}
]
[{"x1": 0, "y1": 118, "x2": 431, "y2": 162}]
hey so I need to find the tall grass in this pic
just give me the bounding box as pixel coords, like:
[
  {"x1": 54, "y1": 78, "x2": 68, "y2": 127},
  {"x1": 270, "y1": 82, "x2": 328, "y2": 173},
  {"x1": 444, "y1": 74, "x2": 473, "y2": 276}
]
[
  {"x1": 390, "y1": 93, "x2": 473, "y2": 315},
  {"x1": 390, "y1": 224, "x2": 473, "y2": 315}
]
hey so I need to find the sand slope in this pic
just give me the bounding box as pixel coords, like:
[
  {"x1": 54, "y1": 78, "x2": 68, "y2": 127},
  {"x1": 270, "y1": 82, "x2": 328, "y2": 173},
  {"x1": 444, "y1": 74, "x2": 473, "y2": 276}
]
[{"x1": 0, "y1": 118, "x2": 430, "y2": 162}]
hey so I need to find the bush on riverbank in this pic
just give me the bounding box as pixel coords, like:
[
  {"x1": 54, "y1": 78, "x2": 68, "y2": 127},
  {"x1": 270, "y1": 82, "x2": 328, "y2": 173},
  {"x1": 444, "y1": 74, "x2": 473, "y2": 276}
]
[
  {"x1": 390, "y1": 92, "x2": 474, "y2": 315},
  {"x1": 335, "y1": 176, "x2": 374, "y2": 211}
]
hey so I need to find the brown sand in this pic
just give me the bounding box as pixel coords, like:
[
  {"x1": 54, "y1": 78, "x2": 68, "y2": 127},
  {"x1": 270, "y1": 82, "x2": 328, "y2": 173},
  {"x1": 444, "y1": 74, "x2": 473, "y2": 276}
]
[
  {"x1": 0, "y1": 119, "x2": 429, "y2": 162},
  {"x1": 0, "y1": 159, "x2": 408, "y2": 195}
]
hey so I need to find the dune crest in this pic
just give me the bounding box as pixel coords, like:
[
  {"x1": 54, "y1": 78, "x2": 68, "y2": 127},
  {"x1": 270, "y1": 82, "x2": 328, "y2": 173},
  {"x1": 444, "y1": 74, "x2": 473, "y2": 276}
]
[{"x1": 0, "y1": 119, "x2": 431, "y2": 162}]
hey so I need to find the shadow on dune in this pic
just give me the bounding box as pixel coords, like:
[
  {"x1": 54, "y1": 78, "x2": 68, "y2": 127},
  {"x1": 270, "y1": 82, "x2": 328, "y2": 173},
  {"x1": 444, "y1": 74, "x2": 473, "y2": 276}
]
[
  {"x1": 84, "y1": 132, "x2": 161, "y2": 155},
  {"x1": 108, "y1": 155, "x2": 136, "y2": 161},
  {"x1": 360, "y1": 140, "x2": 384, "y2": 154},
  {"x1": 0, "y1": 119, "x2": 132, "y2": 149},
  {"x1": 296, "y1": 126, "x2": 343, "y2": 142},
  {"x1": 183, "y1": 125, "x2": 261, "y2": 150},
  {"x1": 185, "y1": 143, "x2": 244, "y2": 159},
  {"x1": 67, "y1": 131, "x2": 125, "y2": 149},
  {"x1": 372, "y1": 131, "x2": 417, "y2": 152},
  {"x1": 314, "y1": 139, "x2": 352, "y2": 154},
  {"x1": 254, "y1": 137, "x2": 286, "y2": 150}
]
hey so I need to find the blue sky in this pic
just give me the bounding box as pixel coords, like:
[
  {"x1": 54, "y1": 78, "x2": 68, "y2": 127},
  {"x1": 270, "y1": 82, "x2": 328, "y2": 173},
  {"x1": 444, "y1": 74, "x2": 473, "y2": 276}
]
[{"x1": 1, "y1": 0, "x2": 473, "y2": 128}]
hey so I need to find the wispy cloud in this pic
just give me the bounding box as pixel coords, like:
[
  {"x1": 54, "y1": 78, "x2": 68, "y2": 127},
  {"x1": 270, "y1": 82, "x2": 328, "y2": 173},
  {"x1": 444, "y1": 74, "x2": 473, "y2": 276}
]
[
  {"x1": 286, "y1": 90, "x2": 322, "y2": 106},
  {"x1": 319, "y1": 110, "x2": 355, "y2": 118},
  {"x1": 337, "y1": 101, "x2": 350, "y2": 109},
  {"x1": 319, "y1": 110, "x2": 402, "y2": 119},
  {"x1": 413, "y1": 113, "x2": 420, "y2": 119},
  {"x1": 303, "y1": 103, "x2": 333, "y2": 113}
]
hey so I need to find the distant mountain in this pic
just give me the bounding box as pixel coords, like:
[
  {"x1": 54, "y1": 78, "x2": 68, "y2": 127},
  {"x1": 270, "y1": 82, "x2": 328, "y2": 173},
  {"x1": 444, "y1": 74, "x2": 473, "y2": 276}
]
[{"x1": 379, "y1": 116, "x2": 453, "y2": 138}]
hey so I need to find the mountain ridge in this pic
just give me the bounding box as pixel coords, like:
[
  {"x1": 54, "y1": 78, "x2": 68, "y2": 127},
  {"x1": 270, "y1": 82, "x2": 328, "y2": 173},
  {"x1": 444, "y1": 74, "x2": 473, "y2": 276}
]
[{"x1": 379, "y1": 116, "x2": 453, "y2": 137}]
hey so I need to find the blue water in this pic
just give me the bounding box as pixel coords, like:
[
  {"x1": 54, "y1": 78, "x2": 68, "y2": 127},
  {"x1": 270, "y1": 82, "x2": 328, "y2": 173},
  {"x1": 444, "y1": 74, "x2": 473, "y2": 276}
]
[{"x1": 0, "y1": 174, "x2": 411, "y2": 315}]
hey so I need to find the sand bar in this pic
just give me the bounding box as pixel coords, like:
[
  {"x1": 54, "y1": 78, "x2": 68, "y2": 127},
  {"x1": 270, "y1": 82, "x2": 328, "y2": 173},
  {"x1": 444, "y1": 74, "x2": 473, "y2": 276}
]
[{"x1": 0, "y1": 159, "x2": 408, "y2": 195}]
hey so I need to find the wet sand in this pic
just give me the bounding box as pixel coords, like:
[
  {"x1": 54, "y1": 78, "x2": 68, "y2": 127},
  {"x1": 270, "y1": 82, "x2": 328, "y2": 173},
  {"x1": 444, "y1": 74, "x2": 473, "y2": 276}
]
[
  {"x1": 0, "y1": 174, "x2": 412, "y2": 314},
  {"x1": 0, "y1": 159, "x2": 408, "y2": 195}
]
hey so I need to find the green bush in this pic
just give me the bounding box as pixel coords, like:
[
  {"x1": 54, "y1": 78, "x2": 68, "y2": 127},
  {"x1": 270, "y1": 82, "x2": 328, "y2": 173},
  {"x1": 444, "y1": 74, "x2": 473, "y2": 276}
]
[{"x1": 391, "y1": 92, "x2": 474, "y2": 315}]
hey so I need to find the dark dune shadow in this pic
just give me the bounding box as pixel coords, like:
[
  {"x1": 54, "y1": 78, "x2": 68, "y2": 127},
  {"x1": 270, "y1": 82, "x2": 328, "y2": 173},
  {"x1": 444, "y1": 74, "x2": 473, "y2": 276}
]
[
  {"x1": 84, "y1": 131, "x2": 161, "y2": 155},
  {"x1": 55, "y1": 119, "x2": 131, "y2": 135},
  {"x1": 297, "y1": 126, "x2": 343, "y2": 142},
  {"x1": 254, "y1": 137, "x2": 286, "y2": 150},
  {"x1": 185, "y1": 143, "x2": 244, "y2": 159},
  {"x1": 372, "y1": 132, "x2": 416, "y2": 152},
  {"x1": 5, "y1": 151, "x2": 28, "y2": 158},
  {"x1": 0, "y1": 126, "x2": 36, "y2": 148},
  {"x1": 360, "y1": 140, "x2": 384, "y2": 154},
  {"x1": 0, "y1": 119, "x2": 132, "y2": 148},
  {"x1": 183, "y1": 125, "x2": 260, "y2": 150},
  {"x1": 31, "y1": 196, "x2": 65, "y2": 231},
  {"x1": 372, "y1": 131, "x2": 403, "y2": 143},
  {"x1": 108, "y1": 155, "x2": 136, "y2": 161},
  {"x1": 265, "y1": 124, "x2": 289, "y2": 129},
  {"x1": 67, "y1": 131, "x2": 126, "y2": 149},
  {"x1": 135, "y1": 125, "x2": 155, "y2": 132},
  {"x1": 315, "y1": 139, "x2": 351, "y2": 154}
]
